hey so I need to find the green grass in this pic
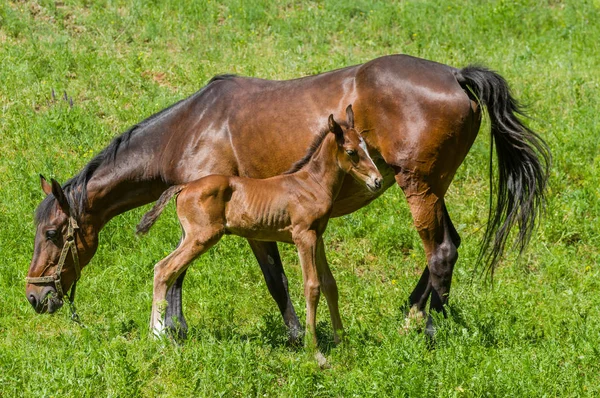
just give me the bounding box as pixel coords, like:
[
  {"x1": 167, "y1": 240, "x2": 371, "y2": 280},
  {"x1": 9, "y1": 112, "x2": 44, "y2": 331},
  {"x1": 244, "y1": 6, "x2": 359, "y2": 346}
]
[{"x1": 1, "y1": 0, "x2": 599, "y2": 396}]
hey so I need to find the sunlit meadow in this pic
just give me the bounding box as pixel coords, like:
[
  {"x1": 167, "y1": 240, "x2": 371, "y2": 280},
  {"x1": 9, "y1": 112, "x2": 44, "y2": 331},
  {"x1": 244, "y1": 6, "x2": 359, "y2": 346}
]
[{"x1": 1, "y1": 1, "x2": 599, "y2": 396}]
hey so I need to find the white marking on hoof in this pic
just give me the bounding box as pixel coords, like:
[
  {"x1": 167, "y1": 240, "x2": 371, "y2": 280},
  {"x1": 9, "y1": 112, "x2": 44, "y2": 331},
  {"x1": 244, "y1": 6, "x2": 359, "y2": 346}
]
[
  {"x1": 152, "y1": 325, "x2": 166, "y2": 338},
  {"x1": 315, "y1": 352, "x2": 330, "y2": 369},
  {"x1": 150, "y1": 299, "x2": 168, "y2": 338},
  {"x1": 400, "y1": 305, "x2": 426, "y2": 334}
]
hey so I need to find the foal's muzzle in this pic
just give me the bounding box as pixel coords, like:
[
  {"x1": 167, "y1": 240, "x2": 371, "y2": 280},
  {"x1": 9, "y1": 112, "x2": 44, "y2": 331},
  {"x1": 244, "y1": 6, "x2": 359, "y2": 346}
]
[{"x1": 367, "y1": 176, "x2": 383, "y2": 192}]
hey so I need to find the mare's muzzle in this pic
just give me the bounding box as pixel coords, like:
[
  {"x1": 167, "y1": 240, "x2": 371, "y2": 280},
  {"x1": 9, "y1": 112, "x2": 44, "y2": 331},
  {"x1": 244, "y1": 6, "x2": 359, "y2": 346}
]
[
  {"x1": 27, "y1": 285, "x2": 64, "y2": 314},
  {"x1": 26, "y1": 215, "x2": 80, "y2": 314}
]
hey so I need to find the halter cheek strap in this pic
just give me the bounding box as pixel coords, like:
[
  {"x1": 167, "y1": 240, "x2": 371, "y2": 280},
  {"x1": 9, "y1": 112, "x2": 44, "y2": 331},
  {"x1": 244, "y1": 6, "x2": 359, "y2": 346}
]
[{"x1": 26, "y1": 215, "x2": 82, "y2": 322}]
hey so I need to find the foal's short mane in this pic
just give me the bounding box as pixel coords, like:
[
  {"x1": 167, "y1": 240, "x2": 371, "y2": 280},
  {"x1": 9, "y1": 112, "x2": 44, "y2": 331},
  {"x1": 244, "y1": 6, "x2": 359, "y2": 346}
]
[
  {"x1": 35, "y1": 75, "x2": 230, "y2": 224},
  {"x1": 283, "y1": 121, "x2": 349, "y2": 175},
  {"x1": 209, "y1": 74, "x2": 237, "y2": 83}
]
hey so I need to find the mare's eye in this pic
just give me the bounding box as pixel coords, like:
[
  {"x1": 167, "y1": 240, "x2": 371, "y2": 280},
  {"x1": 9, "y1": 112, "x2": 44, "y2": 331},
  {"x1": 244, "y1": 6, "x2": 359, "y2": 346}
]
[
  {"x1": 346, "y1": 149, "x2": 357, "y2": 156},
  {"x1": 45, "y1": 230, "x2": 58, "y2": 241}
]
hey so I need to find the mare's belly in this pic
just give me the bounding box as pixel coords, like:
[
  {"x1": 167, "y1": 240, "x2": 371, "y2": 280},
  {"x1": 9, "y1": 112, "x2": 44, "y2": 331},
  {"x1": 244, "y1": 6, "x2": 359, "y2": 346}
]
[{"x1": 330, "y1": 159, "x2": 396, "y2": 217}]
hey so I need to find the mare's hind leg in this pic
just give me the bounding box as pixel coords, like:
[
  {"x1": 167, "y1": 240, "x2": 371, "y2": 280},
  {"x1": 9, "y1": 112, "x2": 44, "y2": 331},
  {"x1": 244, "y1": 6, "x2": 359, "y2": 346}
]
[
  {"x1": 403, "y1": 190, "x2": 460, "y2": 336},
  {"x1": 315, "y1": 238, "x2": 343, "y2": 344},
  {"x1": 406, "y1": 203, "x2": 461, "y2": 313},
  {"x1": 248, "y1": 240, "x2": 303, "y2": 344},
  {"x1": 407, "y1": 266, "x2": 432, "y2": 314},
  {"x1": 151, "y1": 230, "x2": 223, "y2": 337}
]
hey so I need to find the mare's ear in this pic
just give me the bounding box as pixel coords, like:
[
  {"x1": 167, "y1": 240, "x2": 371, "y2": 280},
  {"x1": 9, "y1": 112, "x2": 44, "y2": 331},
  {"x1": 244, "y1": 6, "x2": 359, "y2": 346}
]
[
  {"x1": 328, "y1": 114, "x2": 345, "y2": 146},
  {"x1": 346, "y1": 104, "x2": 354, "y2": 128},
  {"x1": 50, "y1": 178, "x2": 70, "y2": 214},
  {"x1": 40, "y1": 174, "x2": 52, "y2": 196}
]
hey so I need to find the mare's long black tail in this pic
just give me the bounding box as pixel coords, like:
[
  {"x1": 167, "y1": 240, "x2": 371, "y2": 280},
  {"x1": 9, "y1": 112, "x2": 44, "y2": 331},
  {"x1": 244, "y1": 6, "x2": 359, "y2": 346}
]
[
  {"x1": 455, "y1": 66, "x2": 551, "y2": 273},
  {"x1": 136, "y1": 185, "x2": 184, "y2": 235}
]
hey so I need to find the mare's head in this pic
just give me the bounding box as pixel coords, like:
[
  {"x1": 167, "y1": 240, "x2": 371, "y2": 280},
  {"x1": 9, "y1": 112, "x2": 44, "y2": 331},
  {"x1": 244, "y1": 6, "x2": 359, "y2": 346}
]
[
  {"x1": 329, "y1": 105, "x2": 383, "y2": 192},
  {"x1": 26, "y1": 176, "x2": 98, "y2": 314}
]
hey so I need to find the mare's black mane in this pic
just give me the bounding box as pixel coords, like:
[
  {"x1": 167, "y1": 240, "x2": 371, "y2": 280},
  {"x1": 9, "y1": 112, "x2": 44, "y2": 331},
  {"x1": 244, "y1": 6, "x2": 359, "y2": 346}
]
[{"x1": 34, "y1": 83, "x2": 204, "y2": 224}]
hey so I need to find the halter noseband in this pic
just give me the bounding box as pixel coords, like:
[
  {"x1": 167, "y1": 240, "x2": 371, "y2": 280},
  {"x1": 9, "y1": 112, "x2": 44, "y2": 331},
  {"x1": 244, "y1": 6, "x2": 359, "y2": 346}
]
[{"x1": 26, "y1": 215, "x2": 82, "y2": 321}]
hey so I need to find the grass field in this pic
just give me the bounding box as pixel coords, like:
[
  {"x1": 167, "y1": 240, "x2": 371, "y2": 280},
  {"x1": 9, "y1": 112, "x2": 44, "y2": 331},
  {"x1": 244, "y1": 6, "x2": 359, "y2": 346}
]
[{"x1": 1, "y1": 0, "x2": 599, "y2": 396}]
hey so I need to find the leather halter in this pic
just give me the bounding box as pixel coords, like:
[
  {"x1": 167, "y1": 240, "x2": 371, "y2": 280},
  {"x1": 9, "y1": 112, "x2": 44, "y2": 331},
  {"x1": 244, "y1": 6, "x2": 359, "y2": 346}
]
[{"x1": 26, "y1": 215, "x2": 81, "y2": 319}]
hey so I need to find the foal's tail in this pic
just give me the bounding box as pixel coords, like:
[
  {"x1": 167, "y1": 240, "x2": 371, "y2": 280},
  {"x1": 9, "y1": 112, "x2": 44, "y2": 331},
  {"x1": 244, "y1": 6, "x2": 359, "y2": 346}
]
[
  {"x1": 455, "y1": 66, "x2": 551, "y2": 274},
  {"x1": 136, "y1": 185, "x2": 185, "y2": 235}
]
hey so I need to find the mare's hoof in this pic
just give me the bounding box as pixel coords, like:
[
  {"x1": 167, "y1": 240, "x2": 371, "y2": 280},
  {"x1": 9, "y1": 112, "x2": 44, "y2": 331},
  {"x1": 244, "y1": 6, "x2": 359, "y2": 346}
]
[
  {"x1": 400, "y1": 306, "x2": 426, "y2": 334},
  {"x1": 165, "y1": 316, "x2": 188, "y2": 342},
  {"x1": 424, "y1": 316, "x2": 436, "y2": 338},
  {"x1": 167, "y1": 325, "x2": 188, "y2": 341},
  {"x1": 424, "y1": 316, "x2": 437, "y2": 349},
  {"x1": 287, "y1": 325, "x2": 305, "y2": 347}
]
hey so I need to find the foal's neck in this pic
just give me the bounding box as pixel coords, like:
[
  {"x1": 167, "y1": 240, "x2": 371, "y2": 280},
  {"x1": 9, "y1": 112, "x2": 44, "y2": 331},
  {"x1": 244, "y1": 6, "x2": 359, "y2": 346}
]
[{"x1": 297, "y1": 133, "x2": 345, "y2": 200}]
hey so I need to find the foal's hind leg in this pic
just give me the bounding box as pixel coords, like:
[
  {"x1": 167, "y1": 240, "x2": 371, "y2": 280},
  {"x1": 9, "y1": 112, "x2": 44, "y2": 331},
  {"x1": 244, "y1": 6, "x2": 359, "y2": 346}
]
[{"x1": 248, "y1": 240, "x2": 303, "y2": 344}]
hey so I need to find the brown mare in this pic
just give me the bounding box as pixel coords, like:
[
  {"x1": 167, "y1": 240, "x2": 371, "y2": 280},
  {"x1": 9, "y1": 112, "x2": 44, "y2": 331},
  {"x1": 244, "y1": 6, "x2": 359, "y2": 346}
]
[
  {"x1": 26, "y1": 54, "x2": 550, "y2": 341},
  {"x1": 136, "y1": 106, "x2": 382, "y2": 346}
]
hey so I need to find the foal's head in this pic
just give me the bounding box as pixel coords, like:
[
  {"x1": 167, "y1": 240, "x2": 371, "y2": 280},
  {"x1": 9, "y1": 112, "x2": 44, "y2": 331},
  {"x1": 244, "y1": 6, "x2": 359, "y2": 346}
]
[{"x1": 329, "y1": 105, "x2": 383, "y2": 192}]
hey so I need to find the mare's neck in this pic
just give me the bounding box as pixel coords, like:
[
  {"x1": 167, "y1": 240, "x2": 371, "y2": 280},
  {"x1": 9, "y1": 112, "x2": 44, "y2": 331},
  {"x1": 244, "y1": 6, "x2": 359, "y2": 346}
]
[
  {"x1": 79, "y1": 97, "x2": 196, "y2": 228},
  {"x1": 86, "y1": 167, "x2": 167, "y2": 228},
  {"x1": 297, "y1": 134, "x2": 345, "y2": 201},
  {"x1": 82, "y1": 127, "x2": 177, "y2": 228}
]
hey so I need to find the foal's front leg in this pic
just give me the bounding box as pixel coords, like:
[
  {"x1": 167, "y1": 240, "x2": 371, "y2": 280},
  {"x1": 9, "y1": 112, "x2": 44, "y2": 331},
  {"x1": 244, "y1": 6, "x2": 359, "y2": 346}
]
[
  {"x1": 315, "y1": 238, "x2": 344, "y2": 344},
  {"x1": 294, "y1": 230, "x2": 320, "y2": 348}
]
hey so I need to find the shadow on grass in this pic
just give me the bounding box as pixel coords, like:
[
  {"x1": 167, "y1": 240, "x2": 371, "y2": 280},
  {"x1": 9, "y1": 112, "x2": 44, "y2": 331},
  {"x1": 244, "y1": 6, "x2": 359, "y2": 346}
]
[
  {"x1": 443, "y1": 304, "x2": 500, "y2": 347},
  {"x1": 178, "y1": 313, "x2": 351, "y2": 355}
]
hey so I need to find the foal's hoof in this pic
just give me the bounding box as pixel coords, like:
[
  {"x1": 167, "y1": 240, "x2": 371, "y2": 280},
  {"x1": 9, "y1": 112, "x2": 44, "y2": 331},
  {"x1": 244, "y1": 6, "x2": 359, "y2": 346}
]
[{"x1": 315, "y1": 352, "x2": 330, "y2": 369}]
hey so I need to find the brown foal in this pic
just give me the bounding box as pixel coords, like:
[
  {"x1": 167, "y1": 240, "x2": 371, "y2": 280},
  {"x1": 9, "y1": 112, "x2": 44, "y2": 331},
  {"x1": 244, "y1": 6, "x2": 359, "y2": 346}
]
[{"x1": 137, "y1": 106, "x2": 382, "y2": 346}]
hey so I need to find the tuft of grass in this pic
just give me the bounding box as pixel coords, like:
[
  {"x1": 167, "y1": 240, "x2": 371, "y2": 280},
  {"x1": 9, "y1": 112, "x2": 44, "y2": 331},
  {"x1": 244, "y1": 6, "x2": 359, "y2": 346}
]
[{"x1": 1, "y1": 0, "x2": 599, "y2": 396}]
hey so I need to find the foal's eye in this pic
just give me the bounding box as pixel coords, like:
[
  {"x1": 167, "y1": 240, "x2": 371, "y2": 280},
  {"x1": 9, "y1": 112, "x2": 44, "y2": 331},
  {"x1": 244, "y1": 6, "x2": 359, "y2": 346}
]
[
  {"x1": 346, "y1": 149, "x2": 357, "y2": 156},
  {"x1": 45, "y1": 230, "x2": 58, "y2": 241}
]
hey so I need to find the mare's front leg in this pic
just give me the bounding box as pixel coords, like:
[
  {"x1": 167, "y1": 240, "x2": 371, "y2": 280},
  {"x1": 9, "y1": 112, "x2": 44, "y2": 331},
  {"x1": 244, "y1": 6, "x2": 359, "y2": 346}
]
[
  {"x1": 315, "y1": 238, "x2": 343, "y2": 344},
  {"x1": 164, "y1": 269, "x2": 188, "y2": 340},
  {"x1": 248, "y1": 240, "x2": 303, "y2": 344}
]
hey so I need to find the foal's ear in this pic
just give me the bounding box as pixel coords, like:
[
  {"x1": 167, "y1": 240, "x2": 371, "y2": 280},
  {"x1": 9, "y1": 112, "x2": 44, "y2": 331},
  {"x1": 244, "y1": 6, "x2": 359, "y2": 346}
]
[
  {"x1": 345, "y1": 104, "x2": 354, "y2": 128},
  {"x1": 40, "y1": 174, "x2": 52, "y2": 196},
  {"x1": 50, "y1": 178, "x2": 70, "y2": 214},
  {"x1": 328, "y1": 114, "x2": 345, "y2": 145}
]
